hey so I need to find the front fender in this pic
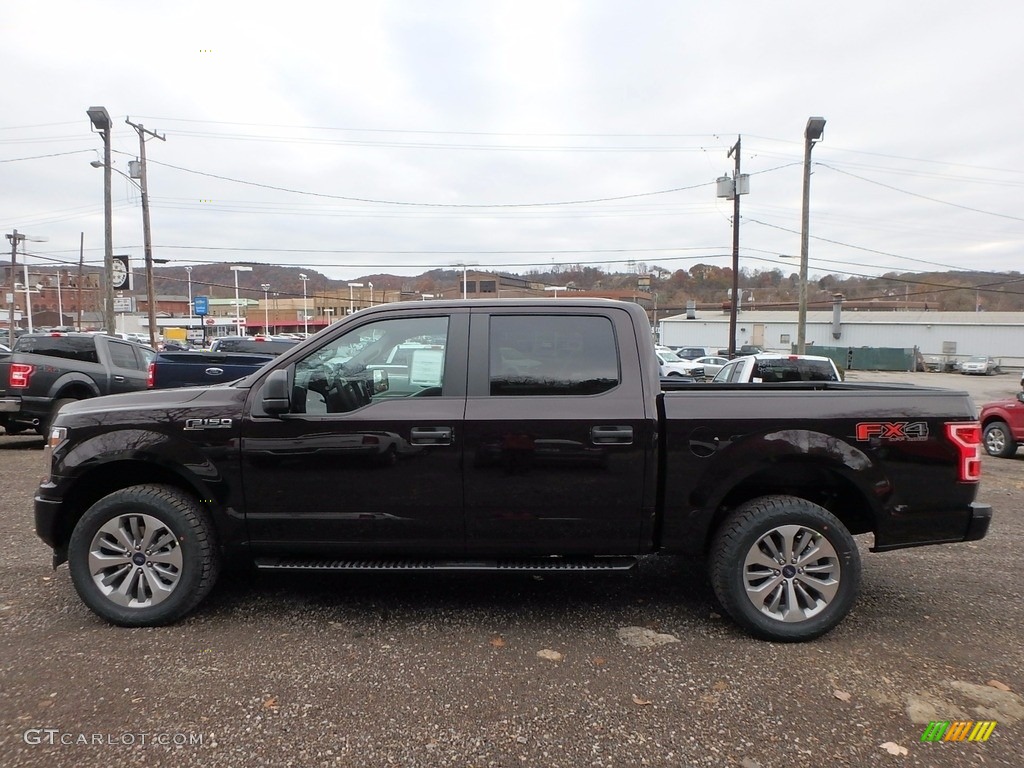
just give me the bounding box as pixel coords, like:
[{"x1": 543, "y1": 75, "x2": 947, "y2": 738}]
[{"x1": 53, "y1": 428, "x2": 229, "y2": 502}]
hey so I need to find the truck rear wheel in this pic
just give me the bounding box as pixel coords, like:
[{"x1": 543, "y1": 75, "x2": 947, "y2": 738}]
[
  {"x1": 709, "y1": 495, "x2": 861, "y2": 642},
  {"x1": 68, "y1": 485, "x2": 219, "y2": 626}
]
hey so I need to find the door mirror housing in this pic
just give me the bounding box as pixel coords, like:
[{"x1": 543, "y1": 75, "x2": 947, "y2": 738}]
[{"x1": 262, "y1": 369, "x2": 291, "y2": 414}]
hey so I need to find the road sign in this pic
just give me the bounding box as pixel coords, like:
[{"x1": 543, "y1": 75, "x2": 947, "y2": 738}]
[
  {"x1": 194, "y1": 296, "x2": 209, "y2": 316},
  {"x1": 113, "y1": 296, "x2": 135, "y2": 313}
]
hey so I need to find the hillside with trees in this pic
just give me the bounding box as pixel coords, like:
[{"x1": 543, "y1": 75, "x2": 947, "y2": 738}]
[{"x1": 151, "y1": 263, "x2": 1024, "y2": 313}]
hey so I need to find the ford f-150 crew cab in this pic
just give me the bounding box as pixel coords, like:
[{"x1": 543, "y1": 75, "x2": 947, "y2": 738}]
[{"x1": 34, "y1": 299, "x2": 992, "y2": 641}]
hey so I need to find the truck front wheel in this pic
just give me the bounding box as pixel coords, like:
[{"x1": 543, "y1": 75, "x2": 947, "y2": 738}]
[
  {"x1": 68, "y1": 485, "x2": 219, "y2": 626},
  {"x1": 983, "y1": 421, "x2": 1017, "y2": 457},
  {"x1": 709, "y1": 495, "x2": 861, "y2": 642}
]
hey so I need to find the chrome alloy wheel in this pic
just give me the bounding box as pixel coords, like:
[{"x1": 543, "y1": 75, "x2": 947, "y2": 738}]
[
  {"x1": 985, "y1": 425, "x2": 1008, "y2": 455},
  {"x1": 742, "y1": 524, "x2": 841, "y2": 623},
  {"x1": 88, "y1": 513, "x2": 183, "y2": 608}
]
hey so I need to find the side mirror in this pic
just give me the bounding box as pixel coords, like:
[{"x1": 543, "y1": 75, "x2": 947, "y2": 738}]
[
  {"x1": 261, "y1": 369, "x2": 291, "y2": 415},
  {"x1": 372, "y1": 368, "x2": 390, "y2": 394},
  {"x1": 1017, "y1": 391, "x2": 1024, "y2": 404}
]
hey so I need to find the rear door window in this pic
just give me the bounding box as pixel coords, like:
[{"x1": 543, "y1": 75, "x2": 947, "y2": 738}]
[
  {"x1": 107, "y1": 340, "x2": 143, "y2": 370},
  {"x1": 488, "y1": 315, "x2": 619, "y2": 396}
]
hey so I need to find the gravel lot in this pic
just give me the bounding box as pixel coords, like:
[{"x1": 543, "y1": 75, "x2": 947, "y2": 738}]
[{"x1": 1, "y1": 371, "x2": 1021, "y2": 767}]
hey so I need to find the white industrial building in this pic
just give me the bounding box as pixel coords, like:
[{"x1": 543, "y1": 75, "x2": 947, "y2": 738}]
[{"x1": 658, "y1": 309, "x2": 1024, "y2": 369}]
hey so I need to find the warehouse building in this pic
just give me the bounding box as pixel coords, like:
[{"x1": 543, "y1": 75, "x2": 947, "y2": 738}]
[{"x1": 658, "y1": 306, "x2": 1024, "y2": 369}]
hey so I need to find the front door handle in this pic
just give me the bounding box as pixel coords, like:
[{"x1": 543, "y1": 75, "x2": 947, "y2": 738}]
[
  {"x1": 410, "y1": 426, "x2": 453, "y2": 445},
  {"x1": 591, "y1": 425, "x2": 633, "y2": 445}
]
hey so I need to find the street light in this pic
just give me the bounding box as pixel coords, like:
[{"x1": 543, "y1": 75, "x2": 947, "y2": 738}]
[
  {"x1": 230, "y1": 265, "x2": 252, "y2": 336},
  {"x1": 261, "y1": 283, "x2": 270, "y2": 332},
  {"x1": 299, "y1": 273, "x2": 309, "y2": 336},
  {"x1": 347, "y1": 282, "x2": 363, "y2": 314},
  {"x1": 324, "y1": 308, "x2": 335, "y2": 325},
  {"x1": 798, "y1": 116, "x2": 827, "y2": 354},
  {"x1": 89, "y1": 157, "x2": 162, "y2": 347},
  {"x1": 87, "y1": 106, "x2": 115, "y2": 334}
]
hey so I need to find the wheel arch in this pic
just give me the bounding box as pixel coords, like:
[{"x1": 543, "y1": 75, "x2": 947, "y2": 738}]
[
  {"x1": 47, "y1": 372, "x2": 100, "y2": 402},
  {"x1": 47, "y1": 458, "x2": 236, "y2": 564},
  {"x1": 700, "y1": 459, "x2": 880, "y2": 555}
]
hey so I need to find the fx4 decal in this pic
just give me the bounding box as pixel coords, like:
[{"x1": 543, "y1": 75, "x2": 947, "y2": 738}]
[{"x1": 855, "y1": 421, "x2": 929, "y2": 441}]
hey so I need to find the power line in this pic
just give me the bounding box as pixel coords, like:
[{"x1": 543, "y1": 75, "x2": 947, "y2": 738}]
[
  {"x1": 139, "y1": 154, "x2": 716, "y2": 208},
  {"x1": 0, "y1": 149, "x2": 94, "y2": 164},
  {"x1": 743, "y1": 216, "x2": 989, "y2": 273},
  {"x1": 817, "y1": 163, "x2": 1024, "y2": 222}
]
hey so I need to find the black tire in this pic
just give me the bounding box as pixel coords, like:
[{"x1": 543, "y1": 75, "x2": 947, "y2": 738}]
[
  {"x1": 68, "y1": 484, "x2": 219, "y2": 626},
  {"x1": 983, "y1": 421, "x2": 1017, "y2": 458},
  {"x1": 709, "y1": 495, "x2": 861, "y2": 642}
]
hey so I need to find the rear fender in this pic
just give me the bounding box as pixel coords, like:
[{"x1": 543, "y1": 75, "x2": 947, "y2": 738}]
[
  {"x1": 47, "y1": 371, "x2": 101, "y2": 401},
  {"x1": 670, "y1": 428, "x2": 887, "y2": 553}
]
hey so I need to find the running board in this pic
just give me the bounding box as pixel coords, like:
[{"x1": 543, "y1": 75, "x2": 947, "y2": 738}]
[{"x1": 254, "y1": 556, "x2": 637, "y2": 572}]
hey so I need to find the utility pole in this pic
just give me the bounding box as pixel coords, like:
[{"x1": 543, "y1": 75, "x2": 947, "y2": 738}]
[
  {"x1": 6, "y1": 230, "x2": 25, "y2": 344},
  {"x1": 797, "y1": 117, "x2": 826, "y2": 354},
  {"x1": 126, "y1": 117, "x2": 166, "y2": 349},
  {"x1": 77, "y1": 232, "x2": 84, "y2": 331},
  {"x1": 727, "y1": 137, "x2": 742, "y2": 357}
]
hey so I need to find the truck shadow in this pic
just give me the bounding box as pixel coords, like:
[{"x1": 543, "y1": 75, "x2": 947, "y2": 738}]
[
  {"x1": 0, "y1": 434, "x2": 44, "y2": 450},
  {"x1": 201, "y1": 556, "x2": 728, "y2": 636}
]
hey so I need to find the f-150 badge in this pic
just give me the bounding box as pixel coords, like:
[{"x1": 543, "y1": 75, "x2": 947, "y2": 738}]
[
  {"x1": 184, "y1": 418, "x2": 233, "y2": 430},
  {"x1": 855, "y1": 421, "x2": 928, "y2": 441}
]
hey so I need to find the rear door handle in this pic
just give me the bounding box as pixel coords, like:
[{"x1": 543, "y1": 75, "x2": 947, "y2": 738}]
[
  {"x1": 113, "y1": 375, "x2": 126, "y2": 382},
  {"x1": 410, "y1": 426, "x2": 453, "y2": 445},
  {"x1": 591, "y1": 425, "x2": 633, "y2": 444}
]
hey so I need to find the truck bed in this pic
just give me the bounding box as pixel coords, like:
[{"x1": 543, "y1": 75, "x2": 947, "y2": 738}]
[{"x1": 148, "y1": 351, "x2": 277, "y2": 389}]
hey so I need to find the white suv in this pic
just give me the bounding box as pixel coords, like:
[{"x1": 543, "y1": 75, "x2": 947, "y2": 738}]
[{"x1": 711, "y1": 353, "x2": 841, "y2": 383}]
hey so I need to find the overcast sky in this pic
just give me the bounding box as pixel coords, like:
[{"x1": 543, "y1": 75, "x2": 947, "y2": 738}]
[{"x1": 3, "y1": 0, "x2": 1022, "y2": 293}]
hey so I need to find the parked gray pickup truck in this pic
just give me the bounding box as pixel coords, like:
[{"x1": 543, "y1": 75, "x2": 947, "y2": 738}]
[{"x1": 0, "y1": 332, "x2": 154, "y2": 435}]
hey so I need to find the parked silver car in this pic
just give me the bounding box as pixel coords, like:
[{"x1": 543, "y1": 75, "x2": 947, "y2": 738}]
[
  {"x1": 692, "y1": 355, "x2": 729, "y2": 378},
  {"x1": 960, "y1": 355, "x2": 1000, "y2": 376}
]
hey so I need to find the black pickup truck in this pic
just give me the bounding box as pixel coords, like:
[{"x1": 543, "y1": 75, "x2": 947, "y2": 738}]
[
  {"x1": 0, "y1": 332, "x2": 155, "y2": 435},
  {"x1": 34, "y1": 299, "x2": 991, "y2": 641}
]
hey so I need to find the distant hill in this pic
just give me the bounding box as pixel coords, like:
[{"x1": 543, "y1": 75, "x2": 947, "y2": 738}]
[{"x1": 149, "y1": 263, "x2": 1024, "y2": 313}]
